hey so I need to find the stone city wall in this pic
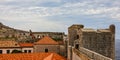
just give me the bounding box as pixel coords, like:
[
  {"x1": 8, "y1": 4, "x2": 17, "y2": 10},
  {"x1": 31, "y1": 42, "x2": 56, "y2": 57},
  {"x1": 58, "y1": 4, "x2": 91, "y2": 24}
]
[
  {"x1": 78, "y1": 47, "x2": 112, "y2": 60},
  {"x1": 72, "y1": 48, "x2": 91, "y2": 60}
]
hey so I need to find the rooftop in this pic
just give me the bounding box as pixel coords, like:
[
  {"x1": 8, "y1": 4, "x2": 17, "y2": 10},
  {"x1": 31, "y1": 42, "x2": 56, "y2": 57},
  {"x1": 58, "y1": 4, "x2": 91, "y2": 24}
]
[
  {"x1": 35, "y1": 36, "x2": 59, "y2": 45},
  {"x1": 0, "y1": 40, "x2": 20, "y2": 48},
  {"x1": 0, "y1": 53, "x2": 66, "y2": 60},
  {"x1": 19, "y1": 43, "x2": 33, "y2": 47}
]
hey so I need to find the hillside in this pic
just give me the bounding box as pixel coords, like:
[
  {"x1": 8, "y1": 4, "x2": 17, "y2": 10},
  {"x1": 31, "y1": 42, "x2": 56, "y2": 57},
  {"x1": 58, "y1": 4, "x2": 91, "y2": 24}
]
[
  {"x1": 0, "y1": 22, "x2": 64, "y2": 43},
  {"x1": 0, "y1": 22, "x2": 28, "y2": 33},
  {"x1": 0, "y1": 22, "x2": 29, "y2": 41}
]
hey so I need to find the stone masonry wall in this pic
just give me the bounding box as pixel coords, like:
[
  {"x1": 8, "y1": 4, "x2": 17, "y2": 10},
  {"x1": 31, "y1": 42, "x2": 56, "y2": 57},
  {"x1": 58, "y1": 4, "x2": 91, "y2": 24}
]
[
  {"x1": 68, "y1": 24, "x2": 84, "y2": 46},
  {"x1": 68, "y1": 24, "x2": 115, "y2": 60},
  {"x1": 78, "y1": 47, "x2": 112, "y2": 60},
  {"x1": 72, "y1": 48, "x2": 91, "y2": 60},
  {"x1": 80, "y1": 31, "x2": 113, "y2": 58},
  {"x1": 34, "y1": 45, "x2": 60, "y2": 54}
]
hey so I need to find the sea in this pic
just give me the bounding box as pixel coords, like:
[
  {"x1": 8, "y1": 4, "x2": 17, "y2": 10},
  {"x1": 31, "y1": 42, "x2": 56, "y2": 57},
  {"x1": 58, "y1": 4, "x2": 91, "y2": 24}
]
[{"x1": 116, "y1": 39, "x2": 120, "y2": 60}]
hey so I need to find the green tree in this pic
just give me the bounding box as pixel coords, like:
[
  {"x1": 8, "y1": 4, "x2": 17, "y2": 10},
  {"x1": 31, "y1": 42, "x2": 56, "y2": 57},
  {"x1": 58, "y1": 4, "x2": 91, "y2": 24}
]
[{"x1": 11, "y1": 50, "x2": 22, "y2": 53}]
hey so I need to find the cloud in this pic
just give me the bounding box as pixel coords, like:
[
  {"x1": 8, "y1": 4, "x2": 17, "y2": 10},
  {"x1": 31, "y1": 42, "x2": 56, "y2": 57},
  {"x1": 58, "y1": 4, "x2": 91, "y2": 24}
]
[
  {"x1": 0, "y1": 0, "x2": 120, "y2": 36},
  {"x1": 0, "y1": 0, "x2": 15, "y2": 2},
  {"x1": 0, "y1": 0, "x2": 61, "y2": 3},
  {"x1": 0, "y1": 0, "x2": 61, "y2": 7},
  {"x1": 0, "y1": 0, "x2": 120, "y2": 20}
]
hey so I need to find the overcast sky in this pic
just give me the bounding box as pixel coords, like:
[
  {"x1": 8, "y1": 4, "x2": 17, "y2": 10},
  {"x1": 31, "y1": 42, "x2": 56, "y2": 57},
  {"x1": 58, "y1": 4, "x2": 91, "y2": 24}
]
[{"x1": 0, "y1": 0, "x2": 120, "y2": 39}]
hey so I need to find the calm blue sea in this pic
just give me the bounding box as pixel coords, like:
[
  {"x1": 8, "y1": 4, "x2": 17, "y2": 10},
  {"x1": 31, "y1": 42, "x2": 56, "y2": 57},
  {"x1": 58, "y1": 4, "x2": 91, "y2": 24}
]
[{"x1": 116, "y1": 39, "x2": 120, "y2": 60}]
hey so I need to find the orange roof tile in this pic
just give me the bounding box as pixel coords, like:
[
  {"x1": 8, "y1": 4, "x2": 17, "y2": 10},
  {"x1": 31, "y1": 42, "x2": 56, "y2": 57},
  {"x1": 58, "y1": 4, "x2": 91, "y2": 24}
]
[
  {"x1": 43, "y1": 53, "x2": 53, "y2": 60},
  {"x1": 0, "y1": 53, "x2": 67, "y2": 60},
  {"x1": 19, "y1": 43, "x2": 33, "y2": 47},
  {"x1": 35, "y1": 36, "x2": 59, "y2": 45}
]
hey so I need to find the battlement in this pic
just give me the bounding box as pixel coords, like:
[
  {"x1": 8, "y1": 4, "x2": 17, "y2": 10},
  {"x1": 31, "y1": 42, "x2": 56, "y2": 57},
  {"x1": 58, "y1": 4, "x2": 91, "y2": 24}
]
[{"x1": 68, "y1": 24, "x2": 115, "y2": 60}]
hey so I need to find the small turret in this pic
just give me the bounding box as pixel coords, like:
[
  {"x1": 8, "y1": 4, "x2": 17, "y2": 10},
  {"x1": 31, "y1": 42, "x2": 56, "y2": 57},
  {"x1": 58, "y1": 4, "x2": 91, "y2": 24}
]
[
  {"x1": 68, "y1": 24, "x2": 84, "y2": 29},
  {"x1": 0, "y1": 22, "x2": 3, "y2": 25},
  {"x1": 109, "y1": 24, "x2": 115, "y2": 34}
]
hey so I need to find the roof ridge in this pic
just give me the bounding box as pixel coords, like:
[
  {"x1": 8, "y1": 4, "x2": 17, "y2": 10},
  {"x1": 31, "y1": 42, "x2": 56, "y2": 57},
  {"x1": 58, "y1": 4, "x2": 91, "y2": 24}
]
[
  {"x1": 43, "y1": 53, "x2": 53, "y2": 60},
  {"x1": 35, "y1": 36, "x2": 58, "y2": 45}
]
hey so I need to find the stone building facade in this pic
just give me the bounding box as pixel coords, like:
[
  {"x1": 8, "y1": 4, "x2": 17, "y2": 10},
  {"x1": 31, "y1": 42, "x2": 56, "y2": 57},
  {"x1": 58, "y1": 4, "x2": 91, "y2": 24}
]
[
  {"x1": 32, "y1": 32, "x2": 65, "y2": 40},
  {"x1": 34, "y1": 36, "x2": 60, "y2": 54},
  {"x1": 34, "y1": 45, "x2": 60, "y2": 53},
  {"x1": 68, "y1": 24, "x2": 115, "y2": 60},
  {"x1": 0, "y1": 41, "x2": 33, "y2": 54},
  {"x1": 19, "y1": 43, "x2": 33, "y2": 53},
  {"x1": 0, "y1": 36, "x2": 66, "y2": 56},
  {"x1": 0, "y1": 41, "x2": 21, "y2": 54},
  {"x1": 68, "y1": 24, "x2": 84, "y2": 46}
]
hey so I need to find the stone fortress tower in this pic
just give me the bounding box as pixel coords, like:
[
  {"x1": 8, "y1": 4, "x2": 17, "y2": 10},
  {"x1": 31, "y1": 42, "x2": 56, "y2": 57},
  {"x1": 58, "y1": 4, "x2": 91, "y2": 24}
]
[{"x1": 68, "y1": 24, "x2": 115, "y2": 60}]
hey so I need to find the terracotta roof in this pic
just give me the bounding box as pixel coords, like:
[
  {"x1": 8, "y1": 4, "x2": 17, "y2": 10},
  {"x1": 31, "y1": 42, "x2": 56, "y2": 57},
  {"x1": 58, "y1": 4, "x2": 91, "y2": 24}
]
[
  {"x1": 35, "y1": 36, "x2": 59, "y2": 45},
  {"x1": 19, "y1": 43, "x2": 33, "y2": 47},
  {"x1": 0, "y1": 40, "x2": 20, "y2": 48},
  {"x1": 0, "y1": 53, "x2": 67, "y2": 60},
  {"x1": 43, "y1": 53, "x2": 53, "y2": 60}
]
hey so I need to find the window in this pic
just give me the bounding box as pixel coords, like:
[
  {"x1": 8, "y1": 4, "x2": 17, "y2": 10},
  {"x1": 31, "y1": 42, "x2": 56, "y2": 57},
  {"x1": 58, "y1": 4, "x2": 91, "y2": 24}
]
[
  {"x1": 7, "y1": 50, "x2": 10, "y2": 54},
  {"x1": 75, "y1": 44, "x2": 79, "y2": 49},
  {"x1": 0, "y1": 50, "x2": 2, "y2": 54},
  {"x1": 23, "y1": 33, "x2": 25, "y2": 35},
  {"x1": 77, "y1": 35, "x2": 79, "y2": 39},
  {"x1": 43, "y1": 35, "x2": 44, "y2": 37},
  {"x1": 24, "y1": 50, "x2": 27, "y2": 53},
  {"x1": 45, "y1": 49, "x2": 48, "y2": 53},
  {"x1": 28, "y1": 50, "x2": 31, "y2": 53}
]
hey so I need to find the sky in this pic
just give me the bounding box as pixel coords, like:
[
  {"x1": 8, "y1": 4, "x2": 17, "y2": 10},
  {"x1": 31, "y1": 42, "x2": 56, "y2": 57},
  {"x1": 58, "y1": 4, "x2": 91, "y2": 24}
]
[{"x1": 0, "y1": 0, "x2": 120, "y2": 39}]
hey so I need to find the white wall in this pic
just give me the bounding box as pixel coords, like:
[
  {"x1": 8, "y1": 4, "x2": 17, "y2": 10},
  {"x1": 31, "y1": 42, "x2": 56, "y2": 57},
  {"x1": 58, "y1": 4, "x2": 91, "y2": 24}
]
[
  {"x1": 0, "y1": 47, "x2": 33, "y2": 54},
  {"x1": 0, "y1": 48, "x2": 21, "y2": 54},
  {"x1": 21, "y1": 47, "x2": 33, "y2": 53}
]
